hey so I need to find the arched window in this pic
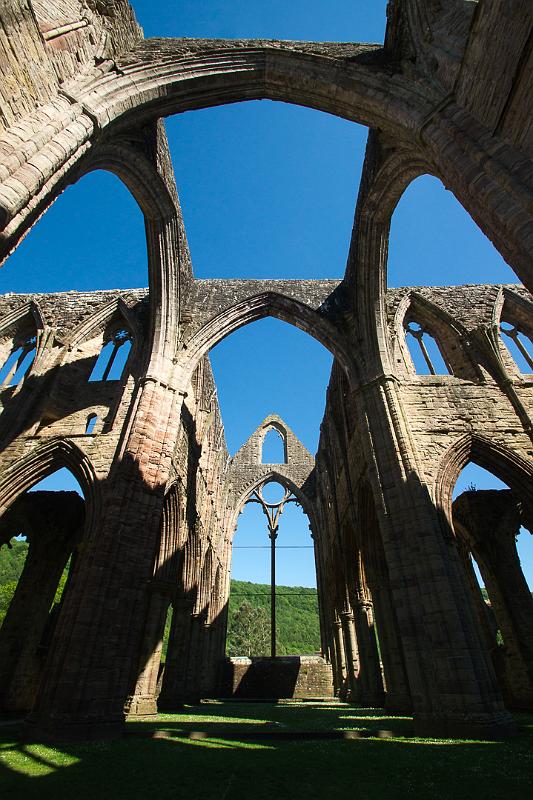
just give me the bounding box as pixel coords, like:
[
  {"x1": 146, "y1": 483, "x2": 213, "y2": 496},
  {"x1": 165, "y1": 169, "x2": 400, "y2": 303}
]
[
  {"x1": 85, "y1": 414, "x2": 98, "y2": 434},
  {"x1": 0, "y1": 335, "x2": 37, "y2": 388},
  {"x1": 226, "y1": 480, "x2": 319, "y2": 658},
  {"x1": 499, "y1": 321, "x2": 533, "y2": 374},
  {"x1": 88, "y1": 328, "x2": 132, "y2": 382},
  {"x1": 404, "y1": 321, "x2": 451, "y2": 375},
  {"x1": 262, "y1": 427, "x2": 287, "y2": 464}
]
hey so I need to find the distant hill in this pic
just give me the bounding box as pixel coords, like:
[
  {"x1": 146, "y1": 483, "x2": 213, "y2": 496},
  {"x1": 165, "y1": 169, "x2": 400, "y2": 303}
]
[{"x1": 227, "y1": 579, "x2": 320, "y2": 656}]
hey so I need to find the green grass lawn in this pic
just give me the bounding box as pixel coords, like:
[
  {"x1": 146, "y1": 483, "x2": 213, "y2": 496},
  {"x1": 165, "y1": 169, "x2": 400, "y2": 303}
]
[{"x1": 1, "y1": 702, "x2": 532, "y2": 800}]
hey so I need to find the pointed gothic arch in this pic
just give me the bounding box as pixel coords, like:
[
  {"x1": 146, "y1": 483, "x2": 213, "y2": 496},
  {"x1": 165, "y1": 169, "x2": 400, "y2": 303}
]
[
  {"x1": 179, "y1": 291, "x2": 356, "y2": 388},
  {"x1": 435, "y1": 434, "x2": 533, "y2": 531},
  {"x1": 493, "y1": 288, "x2": 533, "y2": 376},
  {"x1": 0, "y1": 301, "x2": 45, "y2": 390},
  {"x1": 393, "y1": 291, "x2": 480, "y2": 380},
  {"x1": 230, "y1": 470, "x2": 316, "y2": 536},
  {"x1": 63, "y1": 297, "x2": 140, "y2": 384}
]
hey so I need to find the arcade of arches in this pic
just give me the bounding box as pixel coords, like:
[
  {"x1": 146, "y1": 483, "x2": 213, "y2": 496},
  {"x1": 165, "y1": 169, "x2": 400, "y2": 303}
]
[{"x1": 0, "y1": 0, "x2": 532, "y2": 742}]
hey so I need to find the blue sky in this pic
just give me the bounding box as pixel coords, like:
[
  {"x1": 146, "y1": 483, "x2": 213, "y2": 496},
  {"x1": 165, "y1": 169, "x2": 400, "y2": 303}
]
[{"x1": 1, "y1": 0, "x2": 529, "y2": 591}]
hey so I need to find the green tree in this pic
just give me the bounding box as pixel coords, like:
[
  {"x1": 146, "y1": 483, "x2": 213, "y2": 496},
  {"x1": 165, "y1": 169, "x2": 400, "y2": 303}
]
[
  {"x1": 227, "y1": 601, "x2": 270, "y2": 656},
  {"x1": 0, "y1": 580, "x2": 18, "y2": 626}
]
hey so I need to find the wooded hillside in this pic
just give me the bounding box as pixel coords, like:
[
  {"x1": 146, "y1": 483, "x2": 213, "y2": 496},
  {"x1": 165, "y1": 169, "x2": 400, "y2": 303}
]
[{"x1": 226, "y1": 579, "x2": 320, "y2": 656}]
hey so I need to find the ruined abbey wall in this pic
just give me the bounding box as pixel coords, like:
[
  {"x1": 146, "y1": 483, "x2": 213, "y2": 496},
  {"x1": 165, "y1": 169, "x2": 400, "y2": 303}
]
[{"x1": 0, "y1": 0, "x2": 532, "y2": 742}]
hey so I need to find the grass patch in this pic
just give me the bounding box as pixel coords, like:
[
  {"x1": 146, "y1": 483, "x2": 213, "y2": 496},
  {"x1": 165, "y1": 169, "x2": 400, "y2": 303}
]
[{"x1": 1, "y1": 703, "x2": 531, "y2": 799}]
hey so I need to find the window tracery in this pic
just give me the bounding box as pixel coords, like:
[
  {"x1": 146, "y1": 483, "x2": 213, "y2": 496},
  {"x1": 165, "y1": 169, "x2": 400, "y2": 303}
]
[
  {"x1": 88, "y1": 328, "x2": 132, "y2": 382},
  {"x1": 0, "y1": 335, "x2": 37, "y2": 388},
  {"x1": 499, "y1": 321, "x2": 533, "y2": 374},
  {"x1": 404, "y1": 320, "x2": 451, "y2": 376}
]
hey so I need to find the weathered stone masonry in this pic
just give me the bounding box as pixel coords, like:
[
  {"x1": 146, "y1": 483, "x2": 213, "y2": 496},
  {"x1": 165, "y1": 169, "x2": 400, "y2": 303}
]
[{"x1": 0, "y1": 0, "x2": 532, "y2": 741}]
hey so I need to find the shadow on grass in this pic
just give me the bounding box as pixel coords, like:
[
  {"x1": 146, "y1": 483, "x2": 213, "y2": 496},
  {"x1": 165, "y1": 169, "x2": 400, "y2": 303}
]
[
  {"x1": 129, "y1": 701, "x2": 416, "y2": 738},
  {"x1": 0, "y1": 705, "x2": 532, "y2": 800}
]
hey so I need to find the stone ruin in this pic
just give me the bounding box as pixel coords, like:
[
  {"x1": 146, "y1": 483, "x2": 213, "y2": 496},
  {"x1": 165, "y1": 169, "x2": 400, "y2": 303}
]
[{"x1": 0, "y1": 0, "x2": 531, "y2": 741}]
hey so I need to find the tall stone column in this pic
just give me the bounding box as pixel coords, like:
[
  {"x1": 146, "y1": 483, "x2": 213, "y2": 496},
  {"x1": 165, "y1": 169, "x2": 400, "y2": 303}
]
[
  {"x1": 125, "y1": 591, "x2": 170, "y2": 719},
  {"x1": 356, "y1": 377, "x2": 516, "y2": 737},
  {"x1": 351, "y1": 598, "x2": 385, "y2": 707},
  {"x1": 331, "y1": 617, "x2": 347, "y2": 697},
  {"x1": 183, "y1": 611, "x2": 209, "y2": 701},
  {"x1": 201, "y1": 613, "x2": 226, "y2": 696},
  {"x1": 158, "y1": 598, "x2": 195, "y2": 709},
  {"x1": 312, "y1": 528, "x2": 331, "y2": 661},
  {"x1": 27, "y1": 376, "x2": 188, "y2": 738},
  {"x1": 199, "y1": 620, "x2": 220, "y2": 697},
  {"x1": 456, "y1": 540, "x2": 499, "y2": 651},
  {"x1": 340, "y1": 609, "x2": 360, "y2": 703},
  {"x1": 360, "y1": 515, "x2": 411, "y2": 711},
  {"x1": 370, "y1": 584, "x2": 411, "y2": 712}
]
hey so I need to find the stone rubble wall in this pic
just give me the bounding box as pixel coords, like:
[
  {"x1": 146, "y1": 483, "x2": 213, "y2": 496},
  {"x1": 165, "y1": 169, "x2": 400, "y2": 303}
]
[{"x1": 221, "y1": 655, "x2": 334, "y2": 700}]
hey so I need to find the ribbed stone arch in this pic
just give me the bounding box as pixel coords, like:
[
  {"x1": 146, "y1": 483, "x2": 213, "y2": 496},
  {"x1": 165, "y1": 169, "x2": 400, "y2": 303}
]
[
  {"x1": 352, "y1": 138, "x2": 531, "y2": 376},
  {"x1": 178, "y1": 291, "x2": 356, "y2": 387},
  {"x1": 1, "y1": 128, "x2": 183, "y2": 371},
  {"x1": 392, "y1": 290, "x2": 482, "y2": 381},
  {"x1": 349, "y1": 142, "x2": 435, "y2": 374},
  {"x1": 66, "y1": 136, "x2": 184, "y2": 368},
  {"x1": 0, "y1": 437, "x2": 100, "y2": 535},
  {"x1": 0, "y1": 42, "x2": 422, "y2": 263},
  {"x1": 0, "y1": 35, "x2": 532, "y2": 298},
  {"x1": 229, "y1": 470, "x2": 316, "y2": 536},
  {"x1": 66, "y1": 296, "x2": 141, "y2": 350},
  {"x1": 78, "y1": 143, "x2": 178, "y2": 224},
  {"x1": 99, "y1": 42, "x2": 420, "y2": 136},
  {"x1": 434, "y1": 433, "x2": 533, "y2": 530}
]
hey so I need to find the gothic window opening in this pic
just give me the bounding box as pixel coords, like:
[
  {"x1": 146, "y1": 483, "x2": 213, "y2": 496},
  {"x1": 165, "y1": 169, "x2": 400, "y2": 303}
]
[
  {"x1": 0, "y1": 335, "x2": 37, "y2": 388},
  {"x1": 262, "y1": 427, "x2": 287, "y2": 464},
  {"x1": 226, "y1": 480, "x2": 319, "y2": 658},
  {"x1": 499, "y1": 321, "x2": 533, "y2": 373},
  {"x1": 85, "y1": 414, "x2": 98, "y2": 434},
  {"x1": 404, "y1": 321, "x2": 451, "y2": 375},
  {"x1": 89, "y1": 328, "x2": 132, "y2": 382}
]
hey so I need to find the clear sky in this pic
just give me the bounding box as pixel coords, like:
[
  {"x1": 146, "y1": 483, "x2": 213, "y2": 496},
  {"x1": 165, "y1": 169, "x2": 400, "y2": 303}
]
[{"x1": 0, "y1": 0, "x2": 529, "y2": 592}]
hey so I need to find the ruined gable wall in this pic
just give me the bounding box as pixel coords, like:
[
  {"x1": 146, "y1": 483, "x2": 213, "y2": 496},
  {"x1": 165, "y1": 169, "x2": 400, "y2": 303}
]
[{"x1": 224, "y1": 414, "x2": 316, "y2": 525}]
